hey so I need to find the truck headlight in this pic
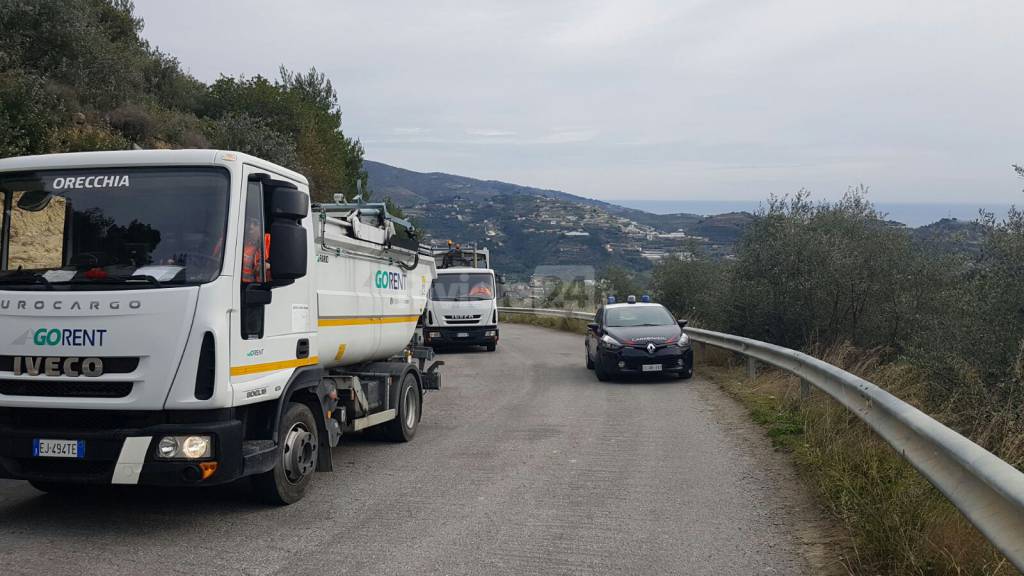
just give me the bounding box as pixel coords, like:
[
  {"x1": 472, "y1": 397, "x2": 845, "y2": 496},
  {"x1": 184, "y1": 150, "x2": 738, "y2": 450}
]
[
  {"x1": 156, "y1": 435, "x2": 213, "y2": 459},
  {"x1": 679, "y1": 334, "x2": 690, "y2": 346},
  {"x1": 157, "y1": 436, "x2": 179, "y2": 458},
  {"x1": 600, "y1": 334, "x2": 623, "y2": 350}
]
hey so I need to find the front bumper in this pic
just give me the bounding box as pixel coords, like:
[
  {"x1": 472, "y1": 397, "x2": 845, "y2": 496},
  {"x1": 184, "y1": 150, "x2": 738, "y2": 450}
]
[
  {"x1": 0, "y1": 408, "x2": 245, "y2": 486},
  {"x1": 600, "y1": 346, "x2": 694, "y2": 375},
  {"x1": 424, "y1": 325, "x2": 499, "y2": 347}
]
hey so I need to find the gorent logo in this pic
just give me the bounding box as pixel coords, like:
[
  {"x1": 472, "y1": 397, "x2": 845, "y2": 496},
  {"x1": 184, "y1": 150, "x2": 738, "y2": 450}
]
[
  {"x1": 374, "y1": 270, "x2": 406, "y2": 291},
  {"x1": 25, "y1": 328, "x2": 108, "y2": 347}
]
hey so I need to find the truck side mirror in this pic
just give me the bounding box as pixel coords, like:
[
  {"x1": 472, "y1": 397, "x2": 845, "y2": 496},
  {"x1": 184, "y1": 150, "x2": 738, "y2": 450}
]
[
  {"x1": 270, "y1": 186, "x2": 309, "y2": 219},
  {"x1": 268, "y1": 220, "x2": 307, "y2": 281},
  {"x1": 266, "y1": 186, "x2": 309, "y2": 283},
  {"x1": 244, "y1": 283, "x2": 273, "y2": 306}
]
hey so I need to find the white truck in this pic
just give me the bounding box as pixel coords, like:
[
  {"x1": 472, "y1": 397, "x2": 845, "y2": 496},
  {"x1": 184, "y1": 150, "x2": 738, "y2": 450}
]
[
  {"x1": 0, "y1": 150, "x2": 441, "y2": 504},
  {"x1": 422, "y1": 243, "x2": 500, "y2": 351}
]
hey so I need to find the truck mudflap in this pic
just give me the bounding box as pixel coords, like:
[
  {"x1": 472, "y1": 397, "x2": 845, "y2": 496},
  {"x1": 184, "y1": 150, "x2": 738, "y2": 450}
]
[
  {"x1": 410, "y1": 345, "x2": 444, "y2": 390},
  {"x1": 422, "y1": 360, "x2": 443, "y2": 390}
]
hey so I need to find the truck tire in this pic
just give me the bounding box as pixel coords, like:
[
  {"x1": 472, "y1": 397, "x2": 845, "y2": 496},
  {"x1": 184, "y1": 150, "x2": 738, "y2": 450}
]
[
  {"x1": 253, "y1": 401, "x2": 319, "y2": 505},
  {"x1": 385, "y1": 372, "x2": 420, "y2": 442},
  {"x1": 486, "y1": 343, "x2": 497, "y2": 352}
]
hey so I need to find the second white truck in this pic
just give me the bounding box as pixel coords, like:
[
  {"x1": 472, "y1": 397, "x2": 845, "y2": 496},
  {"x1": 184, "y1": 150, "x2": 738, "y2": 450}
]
[{"x1": 422, "y1": 244, "x2": 499, "y2": 351}]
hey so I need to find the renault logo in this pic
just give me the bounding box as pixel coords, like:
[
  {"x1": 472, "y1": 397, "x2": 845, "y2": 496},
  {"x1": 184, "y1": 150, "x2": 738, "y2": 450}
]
[{"x1": 646, "y1": 343, "x2": 656, "y2": 354}]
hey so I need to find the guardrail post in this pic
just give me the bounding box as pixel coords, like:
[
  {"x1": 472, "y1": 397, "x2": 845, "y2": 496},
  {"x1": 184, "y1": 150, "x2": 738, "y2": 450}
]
[
  {"x1": 746, "y1": 357, "x2": 756, "y2": 382},
  {"x1": 800, "y1": 378, "x2": 811, "y2": 401}
]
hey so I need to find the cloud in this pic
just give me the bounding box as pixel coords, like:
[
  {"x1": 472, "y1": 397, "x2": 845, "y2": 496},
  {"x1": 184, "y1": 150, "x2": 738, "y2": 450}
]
[
  {"x1": 466, "y1": 129, "x2": 517, "y2": 137},
  {"x1": 133, "y1": 0, "x2": 1024, "y2": 204}
]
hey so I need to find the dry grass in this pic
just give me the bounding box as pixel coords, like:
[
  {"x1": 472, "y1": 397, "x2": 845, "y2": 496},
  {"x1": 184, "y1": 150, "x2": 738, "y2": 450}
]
[
  {"x1": 500, "y1": 312, "x2": 589, "y2": 334},
  {"x1": 697, "y1": 343, "x2": 1019, "y2": 576}
]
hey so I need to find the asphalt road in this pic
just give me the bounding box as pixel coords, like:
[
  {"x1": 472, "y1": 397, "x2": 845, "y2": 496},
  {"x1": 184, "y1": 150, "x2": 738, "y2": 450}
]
[{"x1": 0, "y1": 324, "x2": 833, "y2": 575}]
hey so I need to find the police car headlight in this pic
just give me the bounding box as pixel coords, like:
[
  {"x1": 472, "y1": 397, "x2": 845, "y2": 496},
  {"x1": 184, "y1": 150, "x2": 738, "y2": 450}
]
[{"x1": 600, "y1": 334, "x2": 623, "y2": 350}]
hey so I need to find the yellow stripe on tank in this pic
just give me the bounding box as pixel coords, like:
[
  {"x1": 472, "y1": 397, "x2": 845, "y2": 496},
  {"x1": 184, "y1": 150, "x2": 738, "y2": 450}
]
[
  {"x1": 230, "y1": 356, "x2": 320, "y2": 377},
  {"x1": 318, "y1": 315, "x2": 420, "y2": 327}
]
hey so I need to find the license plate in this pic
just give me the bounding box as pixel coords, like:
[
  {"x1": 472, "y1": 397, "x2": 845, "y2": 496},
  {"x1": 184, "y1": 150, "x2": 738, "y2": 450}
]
[
  {"x1": 33, "y1": 439, "x2": 85, "y2": 459},
  {"x1": 457, "y1": 332, "x2": 469, "y2": 338},
  {"x1": 642, "y1": 364, "x2": 663, "y2": 372}
]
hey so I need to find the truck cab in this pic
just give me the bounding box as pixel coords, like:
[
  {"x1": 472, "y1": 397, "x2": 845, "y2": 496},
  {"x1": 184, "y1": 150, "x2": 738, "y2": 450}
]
[{"x1": 422, "y1": 267, "x2": 500, "y2": 351}]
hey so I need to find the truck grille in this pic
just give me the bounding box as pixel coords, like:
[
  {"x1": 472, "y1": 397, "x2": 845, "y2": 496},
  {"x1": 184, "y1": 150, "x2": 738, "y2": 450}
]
[
  {"x1": 0, "y1": 379, "x2": 133, "y2": 398},
  {"x1": 444, "y1": 315, "x2": 482, "y2": 325}
]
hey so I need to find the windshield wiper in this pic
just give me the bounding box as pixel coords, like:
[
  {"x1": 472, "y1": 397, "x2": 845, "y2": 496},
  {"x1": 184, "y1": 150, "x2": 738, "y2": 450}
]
[
  {"x1": 128, "y1": 274, "x2": 163, "y2": 286},
  {"x1": 67, "y1": 275, "x2": 163, "y2": 287},
  {"x1": 0, "y1": 272, "x2": 53, "y2": 290}
]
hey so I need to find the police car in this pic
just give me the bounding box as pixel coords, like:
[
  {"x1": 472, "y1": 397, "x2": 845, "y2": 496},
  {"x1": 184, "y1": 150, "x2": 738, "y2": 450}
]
[{"x1": 584, "y1": 295, "x2": 693, "y2": 381}]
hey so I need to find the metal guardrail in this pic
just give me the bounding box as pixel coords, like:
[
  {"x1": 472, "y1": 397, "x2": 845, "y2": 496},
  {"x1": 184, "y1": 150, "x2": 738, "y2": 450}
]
[
  {"x1": 500, "y1": 307, "x2": 1024, "y2": 570},
  {"x1": 499, "y1": 306, "x2": 593, "y2": 321}
]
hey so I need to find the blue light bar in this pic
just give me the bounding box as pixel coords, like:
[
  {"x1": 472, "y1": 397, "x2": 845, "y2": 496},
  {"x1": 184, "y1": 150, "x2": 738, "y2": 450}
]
[
  {"x1": 607, "y1": 295, "x2": 617, "y2": 304},
  {"x1": 641, "y1": 294, "x2": 651, "y2": 303}
]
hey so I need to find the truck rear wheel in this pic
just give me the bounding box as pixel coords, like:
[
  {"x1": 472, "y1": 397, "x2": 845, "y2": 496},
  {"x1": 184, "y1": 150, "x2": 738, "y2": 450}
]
[
  {"x1": 385, "y1": 372, "x2": 420, "y2": 442},
  {"x1": 253, "y1": 402, "x2": 319, "y2": 505}
]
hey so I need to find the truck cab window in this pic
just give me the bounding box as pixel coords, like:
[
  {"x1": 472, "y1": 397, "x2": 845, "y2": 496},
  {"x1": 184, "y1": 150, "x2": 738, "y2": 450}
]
[
  {"x1": 241, "y1": 181, "x2": 267, "y2": 285},
  {"x1": 241, "y1": 180, "x2": 268, "y2": 339}
]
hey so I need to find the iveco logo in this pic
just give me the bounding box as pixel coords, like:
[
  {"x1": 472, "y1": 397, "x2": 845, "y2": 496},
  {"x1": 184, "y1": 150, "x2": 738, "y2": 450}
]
[{"x1": 646, "y1": 343, "x2": 657, "y2": 354}]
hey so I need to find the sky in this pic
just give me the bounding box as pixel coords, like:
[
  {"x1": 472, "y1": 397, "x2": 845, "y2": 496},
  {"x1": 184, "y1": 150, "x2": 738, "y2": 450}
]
[{"x1": 133, "y1": 0, "x2": 1024, "y2": 206}]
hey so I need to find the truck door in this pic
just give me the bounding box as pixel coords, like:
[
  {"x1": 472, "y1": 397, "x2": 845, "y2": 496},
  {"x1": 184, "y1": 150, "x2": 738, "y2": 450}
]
[{"x1": 230, "y1": 166, "x2": 316, "y2": 402}]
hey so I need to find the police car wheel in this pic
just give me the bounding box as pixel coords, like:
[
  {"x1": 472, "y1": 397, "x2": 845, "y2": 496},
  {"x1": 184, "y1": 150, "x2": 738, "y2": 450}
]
[{"x1": 585, "y1": 349, "x2": 594, "y2": 369}]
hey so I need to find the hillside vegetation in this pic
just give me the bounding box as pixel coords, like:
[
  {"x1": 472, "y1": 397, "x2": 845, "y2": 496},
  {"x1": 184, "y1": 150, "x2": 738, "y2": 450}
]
[
  {"x1": 0, "y1": 0, "x2": 366, "y2": 202},
  {"x1": 648, "y1": 187, "x2": 1024, "y2": 575}
]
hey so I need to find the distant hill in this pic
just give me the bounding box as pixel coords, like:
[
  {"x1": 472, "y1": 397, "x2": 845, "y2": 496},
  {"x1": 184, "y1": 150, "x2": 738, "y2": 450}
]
[
  {"x1": 911, "y1": 218, "x2": 987, "y2": 257},
  {"x1": 364, "y1": 160, "x2": 753, "y2": 278}
]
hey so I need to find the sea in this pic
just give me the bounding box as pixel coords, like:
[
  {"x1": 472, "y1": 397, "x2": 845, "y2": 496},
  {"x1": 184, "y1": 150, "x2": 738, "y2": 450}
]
[{"x1": 618, "y1": 200, "x2": 1016, "y2": 228}]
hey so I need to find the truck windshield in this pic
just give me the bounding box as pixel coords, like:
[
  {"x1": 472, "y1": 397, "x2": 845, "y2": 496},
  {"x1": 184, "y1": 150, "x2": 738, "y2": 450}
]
[
  {"x1": 0, "y1": 167, "x2": 229, "y2": 289},
  {"x1": 430, "y1": 272, "x2": 495, "y2": 301},
  {"x1": 606, "y1": 306, "x2": 675, "y2": 327}
]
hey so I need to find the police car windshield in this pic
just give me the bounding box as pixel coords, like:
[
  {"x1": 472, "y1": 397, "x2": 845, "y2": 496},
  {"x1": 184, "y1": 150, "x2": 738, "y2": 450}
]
[
  {"x1": 606, "y1": 305, "x2": 675, "y2": 327},
  {"x1": 0, "y1": 167, "x2": 229, "y2": 289},
  {"x1": 430, "y1": 273, "x2": 495, "y2": 301}
]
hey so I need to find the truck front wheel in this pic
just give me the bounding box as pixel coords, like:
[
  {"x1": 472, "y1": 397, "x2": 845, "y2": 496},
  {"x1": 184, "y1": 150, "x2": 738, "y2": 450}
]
[{"x1": 253, "y1": 401, "x2": 319, "y2": 505}]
